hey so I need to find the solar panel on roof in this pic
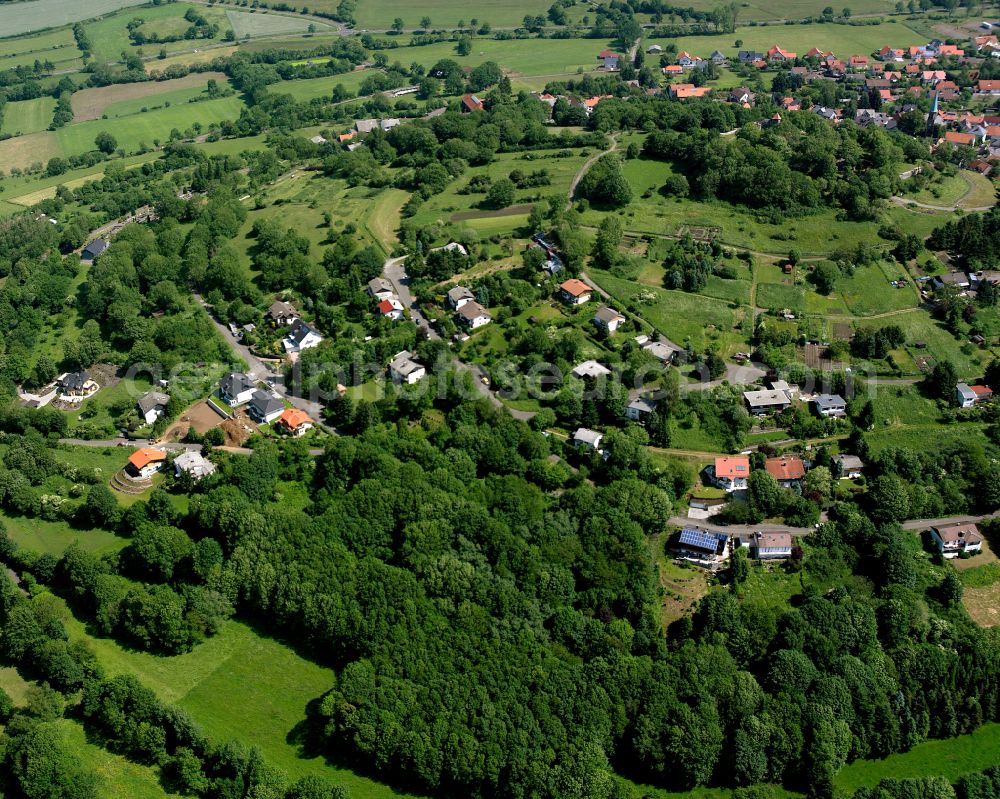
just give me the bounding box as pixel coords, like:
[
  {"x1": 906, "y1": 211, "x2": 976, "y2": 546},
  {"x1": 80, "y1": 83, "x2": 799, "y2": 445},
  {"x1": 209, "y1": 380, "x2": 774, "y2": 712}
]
[{"x1": 679, "y1": 528, "x2": 722, "y2": 552}]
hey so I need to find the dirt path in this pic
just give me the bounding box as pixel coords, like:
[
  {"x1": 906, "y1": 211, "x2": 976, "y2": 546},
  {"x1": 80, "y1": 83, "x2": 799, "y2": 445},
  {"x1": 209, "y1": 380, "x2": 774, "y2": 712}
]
[
  {"x1": 891, "y1": 174, "x2": 996, "y2": 213},
  {"x1": 567, "y1": 133, "x2": 619, "y2": 209}
]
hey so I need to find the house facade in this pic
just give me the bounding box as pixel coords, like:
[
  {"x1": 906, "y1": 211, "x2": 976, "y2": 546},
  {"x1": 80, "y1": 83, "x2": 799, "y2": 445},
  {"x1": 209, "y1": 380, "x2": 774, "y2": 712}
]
[
  {"x1": 593, "y1": 305, "x2": 626, "y2": 333},
  {"x1": 174, "y1": 451, "x2": 216, "y2": 480},
  {"x1": 283, "y1": 319, "x2": 323, "y2": 353},
  {"x1": 812, "y1": 394, "x2": 847, "y2": 417},
  {"x1": 447, "y1": 286, "x2": 475, "y2": 310},
  {"x1": 744, "y1": 388, "x2": 792, "y2": 416},
  {"x1": 931, "y1": 522, "x2": 983, "y2": 558},
  {"x1": 248, "y1": 390, "x2": 284, "y2": 424},
  {"x1": 457, "y1": 301, "x2": 491, "y2": 329},
  {"x1": 126, "y1": 447, "x2": 167, "y2": 480},
  {"x1": 765, "y1": 455, "x2": 806, "y2": 487},
  {"x1": 752, "y1": 532, "x2": 793, "y2": 559},
  {"x1": 559, "y1": 279, "x2": 592, "y2": 305},
  {"x1": 220, "y1": 373, "x2": 256, "y2": 406},
  {"x1": 137, "y1": 391, "x2": 170, "y2": 426},
  {"x1": 712, "y1": 456, "x2": 750, "y2": 492},
  {"x1": 573, "y1": 427, "x2": 604, "y2": 453},
  {"x1": 277, "y1": 408, "x2": 313, "y2": 437},
  {"x1": 389, "y1": 351, "x2": 426, "y2": 384}
]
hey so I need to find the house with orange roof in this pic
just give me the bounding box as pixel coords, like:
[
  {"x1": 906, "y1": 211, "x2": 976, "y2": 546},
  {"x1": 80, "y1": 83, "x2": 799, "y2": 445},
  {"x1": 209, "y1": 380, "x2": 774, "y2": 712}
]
[
  {"x1": 277, "y1": 407, "x2": 314, "y2": 437},
  {"x1": 767, "y1": 45, "x2": 796, "y2": 61},
  {"x1": 559, "y1": 278, "x2": 592, "y2": 305},
  {"x1": 461, "y1": 94, "x2": 484, "y2": 112},
  {"x1": 670, "y1": 84, "x2": 712, "y2": 99},
  {"x1": 849, "y1": 55, "x2": 869, "y2": 69},
  {"x1": 765, "y1": 455, "x2": 806, "y2": 487},
  {"x1": 752, "y1": 58, "x2": 768, "y2": 68},
  {"x1": 126, "y1": 448, "x2": 167, "y2": 480},
  {"x1": 878, "y1": 46, "x2": 905, "y2": 61},
  {"x1": 944, "y1": 131, "x2": 979, "y2": 147},
  {"x1": 806, "y1": 47, "x2": 831, "y2": 58},
  {"x1": 662, "y1": 64, "x2": 684, "y2": 75},
  {"x1": 936, "y1": 44, "x2": 964, "y2": 56},
  {"x1": 978, "y1": 79, "x2": 1000, "y2": 95},
  {"x1": 780, "y1": 96, "x2": 801, "y2": 111},
  {"x1": 711, "y1": 456, "x2": 751, "y2": 492},
  {"x1": 976, "y1": 34, "x2": 999, "y2": 47},
  {"x1": 878, "y1": 89, "x2": 893, "y2": 102}
]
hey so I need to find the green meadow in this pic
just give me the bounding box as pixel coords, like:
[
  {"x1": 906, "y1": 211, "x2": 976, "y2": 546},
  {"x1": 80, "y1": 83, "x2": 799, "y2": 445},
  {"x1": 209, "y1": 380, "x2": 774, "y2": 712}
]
[
  {"x1": 81, "y1": 3, "x2": 232, "y2": 64},
  {"x1": 0, "y1": 0, "x2": 148, "y2": 37},
  {"x1": 0, "y1": 96, "x2": 55, "y2": 137},
  {"x1": 351, "y1": 0, "x2": 563, "y2": 29}
]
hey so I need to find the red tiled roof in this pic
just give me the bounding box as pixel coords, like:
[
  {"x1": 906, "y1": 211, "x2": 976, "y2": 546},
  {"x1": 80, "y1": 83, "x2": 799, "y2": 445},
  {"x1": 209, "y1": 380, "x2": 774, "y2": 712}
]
[
  {"x1": 559, "y1": 279, "x2": 591, "y2": 297},
  {"x1": 278, "y1": 408, "x2": 311, "y2": 430},
  {"x1": 128, "y1": 447, "x2": 166, "y2": 470},
  {"x1": 765, "y1": 456, "x2": 806, "y2": 481},
  {"x1": 715, "y1": 456, "x2": 750, "y2": 480}
]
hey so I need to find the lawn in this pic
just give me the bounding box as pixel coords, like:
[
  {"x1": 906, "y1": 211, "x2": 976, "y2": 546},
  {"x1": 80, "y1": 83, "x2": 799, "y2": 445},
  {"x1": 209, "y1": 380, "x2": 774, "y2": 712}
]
[
  {"x1": 835, "y1": 723, "x2": 1000, "y2": 792},
  {"x1": 0, "y1": 0, "x2": 149, "y2": 36},
  {"x1": 646, "y1": 20, "x2": 926, "y2": 59},
  {"x1": 56, "y1": 608, "x2": 423, "y2": 799},
  {"x1": 837, "y1": 262, "x2": 918, "y2": 316},
  {"x1": 227, "y1": 9, "x2": 332, "y2": 38},
  {"x1": 593, "y1": 269, "x2": 746, "y2": 353},
  {"x1": 0, "y1": 664, "x2": 32, "y2": 707},
  {"x1": 1, "y1": 512, "x2": 128, "y2": 558},
  {"x1": 865, "y1": 423, "x2": 988, "y2": 455},
  {"x1": 870, "y1": 384, "x2": 943, "y2": 428},
  {"x1": 0, "y1": 96, "x2": 55, "y2": 137},
  {"x1": 146, "y1": 45, "x2": 238, "y2": 74}
]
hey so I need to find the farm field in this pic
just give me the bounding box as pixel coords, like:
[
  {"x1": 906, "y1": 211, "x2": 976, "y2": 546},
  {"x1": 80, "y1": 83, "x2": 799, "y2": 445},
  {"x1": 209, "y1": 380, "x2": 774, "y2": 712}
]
[
  {"x1": 664, "y1": 0, "x2": 899, "y2": 20},
  {"x1": 71, "y1": 72, "x2": 228, "y2": 122},
  {"x1": 0, "y1": 96, "x2": 55, "y2": 137},
  {"x1": 835, "y1": 723, "x2": 1000, "y2": 792},
  {"x1": 0, "y1": 26, "x2": 81, "y2": 70},
  {"x1": 54, "y1": 95, "x2": 245, "y2": 161},
  {"x1": 227, "y1": 9, "x2": 333, "y2": 38},
  {"x1": 146, "y1": 44, "x2": 238, "y2": 73},
  {"x1": 646, "y1": 20, "x2": 926, "y2": 59},
  {"x1": 0, "y1": 0, "x2": 149, "y2": 36},
  {"x1": 351, "y1": 0, "x2": 561, "y2": 29}
]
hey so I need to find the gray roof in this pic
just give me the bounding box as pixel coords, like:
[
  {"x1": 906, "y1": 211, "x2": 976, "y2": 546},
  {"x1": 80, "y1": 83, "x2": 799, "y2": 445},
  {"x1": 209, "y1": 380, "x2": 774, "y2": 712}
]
[
  {"x1": 594, "y1": 305, "x2": 625, "y2": 324},
  {"x1": 390, "y1": 350, "x2": 424, "y2": 377},
  {"x1": 573, "y1": 427, "x2": 603, "y2": 447},
  {"x1": 221, "y1": 372, "x2": 255, "y2": 396},
  {"x1": 174, "y1": 451, "x2": 216, "y2": 476},
  {"x1": 268, "y1": 299, "x2": 297, "y2": 319},
  {"x1": 287, "y1": 319, "x2": 320, "y2": 345},
  {"x1": 832, "y1": 454, "x2": 864, "y2": 470},
  {"x1": 744, "y1": 389, "x2": 792, "y2": 407},
  {"x1": 368, "y1": 278, "x2": 394, "y2": 295},
  {"x1": 957, "y1": 382, "x2": 977, "y2": 399},
  {"x1": 62, "y1": 371, "x2": 90, "y2": 390},
  {"x1": 137, "y1": 391, "x2": 169, "y2": 414},
  {"x1": 628, "y1": 397, "x2": 658, "y2": 414},
  {"x1": 572, "y1": 360, "x2": 611, "y2": 379},
  {"x1": 355, "y1": 118, "x2": 380, "y2": 133},
  {"x1": 447, "y1": 285, "x2": 475, "y2": 304},
  {"x1": 457, "y1": 300, "x2": 490, "y2": 321},
  {"x1": 643, "y1": 340, "x2": 683, "y2": 361},
  {"x1": 250, "y1": 390, "x2": 284, "y2": 417},
  {"x1": 813, "y1": 393, "x2": 846, "y2": 409},
  {"x1": 83, "y1": 239, "x2": 107, "y2": 257}
]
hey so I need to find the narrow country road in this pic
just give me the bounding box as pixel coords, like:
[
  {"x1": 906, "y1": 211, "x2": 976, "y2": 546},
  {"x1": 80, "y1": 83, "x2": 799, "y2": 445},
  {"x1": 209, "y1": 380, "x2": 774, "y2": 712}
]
[
  {"x1": 194, "y1": 294, "x2": 335, "y2": 432},
  {"x1": 669, "y1": 512, "x2": 1000, "y2": 539},
  {"x1": 891, "y1": 196, "x2": 994, "y2": 213},
  {"x1": 566, "y1": 133, "x2": 619, "y2": 209}
]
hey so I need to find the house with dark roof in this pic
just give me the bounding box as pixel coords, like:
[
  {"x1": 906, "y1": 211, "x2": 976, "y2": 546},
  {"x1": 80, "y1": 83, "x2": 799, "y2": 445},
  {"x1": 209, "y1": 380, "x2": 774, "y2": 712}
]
[
  {"x1": 597, "y1": 50, "x2": 620, "y2": 70},
  {"x1": 283, "y1": 319, "x2": 323, "y2": 353},
  {"x1": 60, "y1": 371, "x2": 95, "y2": 397},
  {"x1": 220, "y1": 373, "x2": 256, "y2": 406},
  {"x1": 248, "y1": 390, "x2": 284, "y2": 424},
  {"x1": 456, "y1": 301, "x2": 491, "y2": 329},
  {"x1": 593, "y1": 305, "x2": 626, "y2": 333},
  {"x1": 751, "y1": 532, "x2": 793, "y2": 559},
  {"x1": 268, "y1": 300, "x2": 298, "y2": 326},
  {"x1": 82, "y1": 238, "x2": 108, "y2": 261},
  {"x1": 389, "y1": 351, "x2": 426, "y2": 384},
  {"x1": 832, "y1": 454, "x2": 865, "y2": 479},
  {"x1": 625, "y1": 396, "x2": 658, "y2": 423},
  {"x1": 744, "y1": 388, "x2": 792, "y2": 415},
  {"x1": 812, "y1": 394, "x2": 847, "y2": 417},
  {"x1": 367, "y1": 278, "x2": 395, "y2": 302},
  {"x1": 447, "y1": 286, "x2": 476, "y2": 310},
  {"x1": 673, "y1": 528, "x2": 729, "y2": 563},
  {"x1": 137, "y1": 391, "x2": 170, "y2": 426},
  {"x1": 643, "y1": 339, "x2": 684, "y2": 363}
]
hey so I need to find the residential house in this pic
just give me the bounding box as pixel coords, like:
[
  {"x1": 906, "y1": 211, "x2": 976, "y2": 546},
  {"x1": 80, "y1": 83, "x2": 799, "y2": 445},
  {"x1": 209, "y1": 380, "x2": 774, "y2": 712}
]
[
  {"x1": 944, "y1": 131, "x2": 980, "y2": 147},
  {"x1": 712, "y1": 456, "x2": 750, "y2": 492},
  {"x1": 710, "y1": 50, "x2": 727, "y2": 64},
  {"x1": 751, "y1": 532, "x2": 793, "y2": 559},
  {"x1": 573, "y1": 427, "x2": 604, "y2": 453},
  {"x1": 955, "y1": 382, "x2": 993, "y2": 407},
  {"x1": 598, "y1": 50, "x2": 620, "y2": 70},
  {"x1": 248, "y1": 390, "x2": 284, "y2": 424},
  {"x1": 283, "y1": 319, "x2": 323, "y2": 353},
  {"x1": 367, "y1": 278, "x2": 396, "y2": 301},
  {"x1": 447, "y1": 285, "x2": 476, "y2": 309},
  {"x1": 432, "y1": 241, "x2": 469, "y2": 256},
  {"x1": 338, "y1": 132, "x2": 356, "y2": 143},
  {"x1": 647, "y1": 44, "x2": 663, "y2": 54},
  {"x1": 457, "y1": 300, "x2": 491, "y2": 329},
  {"x1": 82, "y1": 238, "x2": 108, "y2": 261},
  {"x1": 849, "y1": 54, "x2": 869, "y2": 69},
  {"x1": 931, "y1": 521, "x2": 983, "y2": 558},
  {"x1": 878, "y1": 46, "x2": 905, "y2": 61},
  {"x1": 220, "y1": 372, "x2": 256, "y2": 406},
  {"x1": 739, "y1": 50, "x2": 765, "y2": 62},
  {"x1": 813, "y1": 105, "x2": 839, "y2": 122},
  {"x1": 662, "y1": 64, "x2": 684, "y2": 76},
  {"x1": 174, "y1": 451, "x2": 216, "y2": 480},
  {"x1": 310, "y1": 134, "x2": 327, "y2": 145},
  {"x1": 354, "y1": 118, "x2": 380, "y2": 133},
  {"x1": 625, "y1": 397, "x2": 658, "y2": 423},
  {"x1": 380, "y1": 118, "x2": 401, "y2": 131},
  {"x1": 389, "y1": 351, "x2": 426, "y2": 384},
  {"x1": 744, "y1": 388, "x2": 793, "y2": 415},
  {"x1": 593, "y1": 305, "x2": 626, "y2": 333},
  {"x1": 276, "y1": 408, "x2": 313, "y2": 437},
  {"x1": 377, "y1": 297, "x2": 405, "y2": 320},
  {"x1": 571, "y1": 360, "x2": 611, "y2": 379},
  {"x1": 643, "y1": 339, "x2": 684, "y2": 363},
  {"x1": 767, "y1": 45, "x2": 797, "y2": 62},
  {"x1": 765, "y1": 455, "x2": 806, "y2": 487},
  {"x1": 832, "y1": 454, "x2": 865, "y2": 479},
  {"x1": 780, "y1": 96, "x2": 801, "y2": 111},
  {"x1": 268, "y1": 300, "x2": 298, "y2": 326},
  {"x1": 670, "y1": 83, "x2": 711, "y2": 99},
  {"x1": 461, "y1": 94, "x2": 484, "y2": 112},
  {"x1": 812, "y1": 394, "x2": 847, "y2": 417},
  {"x1": 126, "y1": 447, "x2": 167, "y2": 480},
  {"x1": 60, "y1": 371, "x2": 96, "y2": 397},
  {"x1": 729, "y1": 87, "x2": 755, "y2": 105},
  {"x1": 137, "y1": 391, "x2": 169, "y2": 426},
  {"x1": 932, "y1": 272, "x2": 971, "y2": 289},
  {"x1": 673, "y1": 528, "x2": 729, "y2": 562},
  {"x1": 559, "y1": 278, "x2": 592, "y2": 305},
  {"x1": 977, "y1": 79, "x2": 1000, "y2": 95},
  {"x1": 676, "y1": 51, "x2": 702, "y2": 67}
]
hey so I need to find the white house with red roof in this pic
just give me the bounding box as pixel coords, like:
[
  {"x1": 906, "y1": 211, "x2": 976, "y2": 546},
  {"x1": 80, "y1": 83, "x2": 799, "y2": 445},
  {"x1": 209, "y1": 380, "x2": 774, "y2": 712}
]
[{"x1": 711, "y1": 456, "x2": 750, "y2": 492}]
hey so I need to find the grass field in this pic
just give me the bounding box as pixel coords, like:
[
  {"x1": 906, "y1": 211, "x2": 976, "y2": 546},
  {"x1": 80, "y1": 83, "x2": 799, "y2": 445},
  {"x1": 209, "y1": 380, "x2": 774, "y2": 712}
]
[
  {"x1": 0, "y1": 26, "x2": 80, "y2": 70},
  {"x1": 270, "y1": 69, "x2": 372, "y2": 102},
  {"x1": 146, "y1": 45, "x2": 238, "y2": 73},
  {"x1": 71, "y1": 73, "x2": 227, "y2": 122},
  {"x1": 672, "y1": 0, "x2": 900, "y2": 20},
  {"x1": 366, "y1": 188, "x2": 408, "y2": 254},
  {"x1": 0, "y1": 96, "x2": 55, "y2": 137},
  {"x1": 0, "y1": 0, "x2": 149, "y2": 36},
  {"x1": 82, "y1": 3, "x2": 232, "y2": 64},
  {"x1": 56, "y1": 609, "x2": 424, "y2": 799},
  {"x1": 351, "y1": 0, "x2": 560, "y2": 29},
  {"x1": 646, "y1": 20, "x2": 926, "y2": 59},
  {"x1": 1, "y1": 511, "x2": 128, "y2": 558},
  {"x1": 836, "y1": 723, "x2": 1000, "y2": 792},
  {"x1": 227, "y1": 9, "x2": 331, "y2": 38},
  {"x1": 857, "y1": 310, "x2": 991, "y2": 378}
]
